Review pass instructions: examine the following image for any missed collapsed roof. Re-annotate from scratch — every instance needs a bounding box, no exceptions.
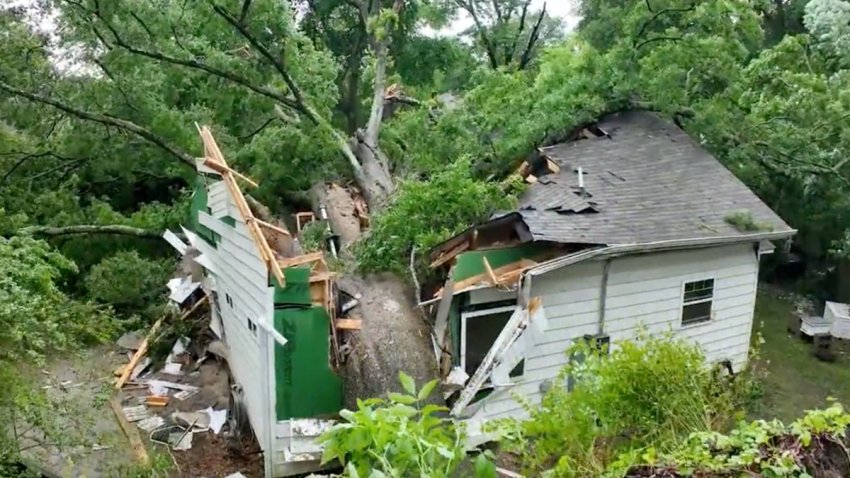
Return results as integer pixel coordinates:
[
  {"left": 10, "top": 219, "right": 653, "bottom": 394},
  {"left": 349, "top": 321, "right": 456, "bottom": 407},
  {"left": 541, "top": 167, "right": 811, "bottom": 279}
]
[{"left": 518, "top": 110, "right": 793, "bottom": 245}]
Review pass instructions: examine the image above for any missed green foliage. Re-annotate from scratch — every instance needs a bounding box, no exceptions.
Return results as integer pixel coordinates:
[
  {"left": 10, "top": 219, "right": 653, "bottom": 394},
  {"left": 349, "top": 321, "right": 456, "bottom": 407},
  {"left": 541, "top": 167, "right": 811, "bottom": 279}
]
[
  {"left": 357, "top": 159, "right": 516, "bottom": 273},
  {"left": 606, "top": 402, "right": 850, "bottom": 477},
  {"left": 319, "top": 372, "right": 488, "bottom": 478},
  {"left": 84, "top": 250, "right": 172, "bottom": 322},
  {"left": 724, "top": 210, "right": 774, "bottom": 232},
  {"left": 499, "top": 333, "right": 761, "bottom": 477},
  {"left": 300, "top": 220, "right": 330, "bottom": 253},
  {"left": 0, "top": 237, "right": 116, "bottom": 463}
]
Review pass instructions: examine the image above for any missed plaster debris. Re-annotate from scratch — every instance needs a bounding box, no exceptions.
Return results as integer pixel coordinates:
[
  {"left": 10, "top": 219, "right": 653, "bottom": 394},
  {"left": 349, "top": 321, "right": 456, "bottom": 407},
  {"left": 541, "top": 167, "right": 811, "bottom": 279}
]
[
  {"left": 147, "top": 379, "right": 199, "bottom": 393},
  {"left": 172, "top": 411, "right": 211, "bottom": 431},
  {"left": 129, "top": 357, "right": 151, "bottom": 381},
  {"left": 162, "top": 362, "right": 183, "bottom": 375},
  {"left": 168, "top": 276, "right": 201, "bottom": 305}
]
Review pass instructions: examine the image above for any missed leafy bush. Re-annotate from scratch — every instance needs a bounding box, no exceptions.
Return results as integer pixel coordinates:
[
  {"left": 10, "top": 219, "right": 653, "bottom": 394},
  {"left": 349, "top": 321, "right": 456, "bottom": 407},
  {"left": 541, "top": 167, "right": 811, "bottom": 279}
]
[
  {"left": 357, "top": 159, "right": 516, "bottom": 273},
  {"left": 319, "top": 372, "right": 495, "bottom": 478},
  {"left": 606, "top": 402, "right": 850, "bottom": 477},
  {"left": 84, "top": 250, "right": 173, "bottom": 322},
  {"left": 500, "top": 333, "right": 760, "bottom": 477},
  {"left": 0, "top": 237, "right": 116, "bottom": 463}
]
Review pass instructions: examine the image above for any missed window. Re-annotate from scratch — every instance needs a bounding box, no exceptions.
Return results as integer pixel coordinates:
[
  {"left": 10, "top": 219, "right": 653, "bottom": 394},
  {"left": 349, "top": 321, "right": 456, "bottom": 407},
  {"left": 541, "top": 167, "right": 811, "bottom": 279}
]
[
  {"left": 461, "top": 306, "right": 523, "bottom": 380},
  {"left": 225, "top": 293, "right": 233, "bottom": 307},
  {"left": 246, "top": 317, "right": 258, "bottom": 336},
  {"left": 681, "top": 278, "right": 714, "bottom": 326}
]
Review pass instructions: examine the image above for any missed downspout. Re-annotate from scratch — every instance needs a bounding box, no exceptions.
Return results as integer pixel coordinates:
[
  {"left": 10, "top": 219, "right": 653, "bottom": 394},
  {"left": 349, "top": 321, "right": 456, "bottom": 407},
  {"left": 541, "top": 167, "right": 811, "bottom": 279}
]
[{"left": 598, "top": 259, "right": 612, "bottom": 335}]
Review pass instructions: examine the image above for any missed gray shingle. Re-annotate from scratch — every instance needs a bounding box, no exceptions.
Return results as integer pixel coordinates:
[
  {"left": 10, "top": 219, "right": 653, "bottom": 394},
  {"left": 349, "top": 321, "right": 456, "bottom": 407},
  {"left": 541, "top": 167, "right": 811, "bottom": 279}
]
[{"left": 519, "top": 111, "right": 793, "bottom": 245}]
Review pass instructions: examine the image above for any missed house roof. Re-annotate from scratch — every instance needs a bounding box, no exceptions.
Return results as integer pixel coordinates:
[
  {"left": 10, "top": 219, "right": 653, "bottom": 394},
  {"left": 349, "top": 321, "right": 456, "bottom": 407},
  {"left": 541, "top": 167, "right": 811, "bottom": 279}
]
[{"left": 517, "top": 110, "right": 794, "bottom": 246}]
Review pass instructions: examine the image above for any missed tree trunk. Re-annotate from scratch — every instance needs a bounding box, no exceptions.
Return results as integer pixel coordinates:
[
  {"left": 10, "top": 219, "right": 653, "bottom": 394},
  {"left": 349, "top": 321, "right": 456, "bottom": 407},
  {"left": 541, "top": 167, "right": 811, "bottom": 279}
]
[{"left": 309, "top": 183, "right": 363, "bottom": 250}]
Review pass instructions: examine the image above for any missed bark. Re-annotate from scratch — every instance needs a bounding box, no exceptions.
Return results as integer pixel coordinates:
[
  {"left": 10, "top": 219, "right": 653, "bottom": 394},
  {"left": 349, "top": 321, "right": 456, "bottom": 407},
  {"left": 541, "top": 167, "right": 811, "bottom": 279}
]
[
  {"left": 309, "top": 183, "right": 363, "bottom": 250},
  {"left": 20, "top": 224, "right": 164, "bottom": 239},
  {"left": 245, "top": 195, "right": 301, "bottom": 257}
]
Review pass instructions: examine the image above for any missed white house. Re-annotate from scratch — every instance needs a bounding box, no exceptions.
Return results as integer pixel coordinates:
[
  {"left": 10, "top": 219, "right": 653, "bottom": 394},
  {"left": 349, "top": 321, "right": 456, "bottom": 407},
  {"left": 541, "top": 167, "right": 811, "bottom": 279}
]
[
  {"left": 168, "top": 128, "right": 345, "bottom": 477},
  {"left": 424, "top": 111, "right": 795, "bottom": 439}
]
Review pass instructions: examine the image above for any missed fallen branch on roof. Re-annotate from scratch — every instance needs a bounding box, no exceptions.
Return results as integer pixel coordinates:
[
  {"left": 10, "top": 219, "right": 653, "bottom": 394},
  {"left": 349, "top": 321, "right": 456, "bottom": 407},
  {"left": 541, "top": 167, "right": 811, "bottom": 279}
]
[{"left": 19, "top": 225, "right": 164, "bottom": 239}]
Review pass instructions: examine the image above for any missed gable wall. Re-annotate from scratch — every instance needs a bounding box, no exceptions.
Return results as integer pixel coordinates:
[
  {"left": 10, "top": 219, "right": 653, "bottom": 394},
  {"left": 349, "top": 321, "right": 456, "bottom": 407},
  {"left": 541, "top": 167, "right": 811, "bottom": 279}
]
[
  {"left": 469, "top": 243, "right": 759, "bottom": 425},
  {"left": 192, "top": 178, "right": 275, "bottom": 465}
]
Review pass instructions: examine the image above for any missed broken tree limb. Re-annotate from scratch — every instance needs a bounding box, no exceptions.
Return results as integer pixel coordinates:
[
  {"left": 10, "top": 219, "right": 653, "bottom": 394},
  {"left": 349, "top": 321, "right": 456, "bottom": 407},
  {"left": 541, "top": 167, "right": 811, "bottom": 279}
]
[
  {"left": 115, "top": 296, "right": 208, "bottom": 389},
  {"left": 110, "top": 397, "right": 150, "bottom": 465},
  {"left": 201, "top": 158, "right": 259, "bottom": 187},
  {"left": 19, "top": 225, "right": 163, "bottom": 239}
]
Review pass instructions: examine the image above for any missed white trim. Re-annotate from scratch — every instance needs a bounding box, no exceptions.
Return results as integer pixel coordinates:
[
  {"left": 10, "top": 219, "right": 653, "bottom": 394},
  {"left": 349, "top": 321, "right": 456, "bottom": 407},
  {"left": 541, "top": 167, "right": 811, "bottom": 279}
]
[
  {"left": 680, "top": 277, "right": 715, "bottom": 327},
  {"left": 460, "top": 305, "right": 518, "bottom": 376}
]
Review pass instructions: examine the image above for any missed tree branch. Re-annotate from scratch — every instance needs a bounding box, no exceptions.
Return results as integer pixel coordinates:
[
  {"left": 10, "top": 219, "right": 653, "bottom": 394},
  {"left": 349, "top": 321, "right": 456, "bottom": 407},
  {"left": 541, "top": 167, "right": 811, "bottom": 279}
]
[
  {"left": 505, "top": 0, "right": 531, "bottom": 65},
  {"left": 634, "top": 35, "right": 684, "bottom": 50},
  {"left": 518, "top": 2, "right": 546, "bottom": 70},
  {"left": 20, "top": 224, "right": 164, "bottom": 239},
  {"left": 0, "top": 81, "right": 195, "bottom": 168},
  {"left": 633, "top": 2, "right": 695, "bottom": 47},
  {"left": 238, "top": 116, "right": 277, "bottom": 141},
  {"left": 364, "top": 0, "right": 405, "bottom": 144},
  {"left": 238, "top": 0, "right": 253, "bottom": 24},
  {"left": 209, "top": 1, "right": 316, "bottom": 122},
  {"left": 456, "top": 0, "right": 500, "bottom": 69}
]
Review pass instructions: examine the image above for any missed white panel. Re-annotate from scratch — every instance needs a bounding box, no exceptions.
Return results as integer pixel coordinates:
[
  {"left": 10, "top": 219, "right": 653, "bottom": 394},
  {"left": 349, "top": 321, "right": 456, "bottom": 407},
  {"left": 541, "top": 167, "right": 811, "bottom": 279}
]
[
  {"left": 466, "top": 243, "right": 760, "bottom": 437},
  {"left": 207, "top": 181, "right": 230, "bottom": 217}
]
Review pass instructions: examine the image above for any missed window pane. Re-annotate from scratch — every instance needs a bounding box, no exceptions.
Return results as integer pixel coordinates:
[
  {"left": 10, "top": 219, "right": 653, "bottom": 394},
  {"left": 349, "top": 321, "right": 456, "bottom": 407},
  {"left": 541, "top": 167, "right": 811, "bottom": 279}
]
[
  {"left": 684, "top": 279, "right": 714, "bottom": 302},
  {"left": 465, "top": 310, "right": 514, "bottom": 377},
  {"left": 682, "top": 301, "right": 712, "bottom": 325}
]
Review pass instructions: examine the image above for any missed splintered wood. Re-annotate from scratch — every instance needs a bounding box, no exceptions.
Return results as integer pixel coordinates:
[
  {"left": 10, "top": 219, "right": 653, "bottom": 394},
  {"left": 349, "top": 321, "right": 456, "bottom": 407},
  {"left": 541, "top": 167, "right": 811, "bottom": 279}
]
[{"left": 198, "top": 126, "right": 285, "bottom": 287}]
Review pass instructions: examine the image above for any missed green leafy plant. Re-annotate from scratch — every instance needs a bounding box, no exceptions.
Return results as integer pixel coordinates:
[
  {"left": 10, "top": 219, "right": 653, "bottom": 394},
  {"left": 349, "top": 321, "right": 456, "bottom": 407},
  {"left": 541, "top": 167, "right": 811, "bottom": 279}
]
[
  {"left": 84, "top": 250, "right": 172, "bottom": 323},
  {"left": 499, "top": 333, "right": 761, "bottom": 477},
  {"left": 300, "top": 219, "right": 330, "bottom": 253},
  {"left": 319, "top": 371, "right": 494, "bottom": 478}
]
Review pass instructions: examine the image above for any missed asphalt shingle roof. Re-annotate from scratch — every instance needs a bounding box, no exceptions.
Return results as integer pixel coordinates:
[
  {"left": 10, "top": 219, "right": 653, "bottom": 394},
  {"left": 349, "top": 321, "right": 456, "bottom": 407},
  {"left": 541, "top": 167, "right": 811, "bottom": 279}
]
[{"left": 518, "top": 110, "right": 793, "bottom": 245}]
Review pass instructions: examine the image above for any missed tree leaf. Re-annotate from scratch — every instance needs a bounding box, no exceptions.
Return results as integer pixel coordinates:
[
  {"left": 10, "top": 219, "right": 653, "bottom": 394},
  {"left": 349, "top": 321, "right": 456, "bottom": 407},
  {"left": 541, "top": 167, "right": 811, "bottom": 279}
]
[
  {"left": 417, "top": 379, "right": 438, "bottom": 401},
  {"left": 399, "top": 371, "right": 416, "bottom": 395}
]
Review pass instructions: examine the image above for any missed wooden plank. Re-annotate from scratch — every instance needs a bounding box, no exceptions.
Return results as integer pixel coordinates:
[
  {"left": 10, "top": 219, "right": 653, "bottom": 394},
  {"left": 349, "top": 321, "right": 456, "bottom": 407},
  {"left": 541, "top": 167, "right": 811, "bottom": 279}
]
[
  {"left": 335, "top": 318, "right": 362, "bottom": 330},
  {"left": 544, "top": 156, "right": 561, "bottom": 174},
  {"left": 279, "top": 251, "right": 325, "bottom": 268},
  {"left": 254, "top": 218, "right": 291, "bottom": 236},
  {"left": 483, "top": 257, "right": 498, "bottom": 285},
  {"left": 110, "top": 396, "right": 149, "bottom": 465},
  {"left": 525, "top": 174, "right": 538, "bottom": 184},
  {"left": 430, "top": 241, "right": 469, "bottom": 268},
  {"left": 202, "top": 158, "right": 259, "bottom": 188}
]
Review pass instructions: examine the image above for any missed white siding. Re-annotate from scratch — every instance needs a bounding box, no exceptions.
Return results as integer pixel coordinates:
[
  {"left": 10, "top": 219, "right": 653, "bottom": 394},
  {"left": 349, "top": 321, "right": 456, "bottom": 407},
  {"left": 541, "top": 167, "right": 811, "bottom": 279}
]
[
  {"left": 469, "top": 243, "right": 759, "bottom": 425},
  {"left": 193, "top": 180, "right": 276, "bottom": 476}
]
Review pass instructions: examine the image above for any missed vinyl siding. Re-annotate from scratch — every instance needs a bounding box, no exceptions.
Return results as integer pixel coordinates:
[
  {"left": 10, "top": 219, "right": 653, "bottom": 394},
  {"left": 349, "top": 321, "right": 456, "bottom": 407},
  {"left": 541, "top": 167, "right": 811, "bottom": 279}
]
[
  {"left": 469, "top": 243, "right": 759, "bottom": 425},
  {"left": 194, "top": 182, "right": 276, "bottom": 476}
]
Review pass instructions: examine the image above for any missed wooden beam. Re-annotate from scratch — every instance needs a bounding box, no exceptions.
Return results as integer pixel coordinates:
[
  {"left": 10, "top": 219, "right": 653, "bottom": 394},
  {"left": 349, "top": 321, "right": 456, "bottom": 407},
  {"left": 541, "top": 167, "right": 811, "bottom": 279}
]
[
  {"left": 202, "top": 158, "right": 259, "bottom": 187},
  {"left": 335, "top": 318, "right": 362, "bottom": 330},
  {"left": 110, "top": 397, "right": 149, "bottom": 465},
  {"left": 483, "top": 257, "right": 498, "bottom": 285},
  {"left": 254, "top": 218, "right": 292, "bottom": 236},
  {"left": 279, "top": 251, "right": 325, "bottom": 268},
  {"left": 115, "top": 296, "right": 207, "bottom": 389},
  {"left": 430, "top": 241, "right": 469, "bottom": 268}
]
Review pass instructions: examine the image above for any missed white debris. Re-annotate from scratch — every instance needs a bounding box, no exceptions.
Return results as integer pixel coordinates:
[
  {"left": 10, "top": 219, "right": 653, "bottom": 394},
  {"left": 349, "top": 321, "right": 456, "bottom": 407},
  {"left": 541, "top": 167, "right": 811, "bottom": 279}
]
[
  {"left": 137, "top": 416, "right": 165, "bottom": 432},
  {"left": 171, "top": 411, "right": 211, "bottom": 432},
  {"left": 147, "top": 380, "right": 199, "bottom": 393},
  {"left": 162, "top": 362, "right": 183, "bottom": 375},
  {"left": 130, "top": 357, "right": 152, "bottom": 381},
  {"left": 201, "top": 407, "right": 228, "bottom": 434},
  {"left": 122, "top": 406, "right": 149, "bottom": 422},
  {"left": 168, "top": 276, "right": 201, "bottom": 305},
  {"left": 174, "top": 389, "right": 199, "bottom": 401}
]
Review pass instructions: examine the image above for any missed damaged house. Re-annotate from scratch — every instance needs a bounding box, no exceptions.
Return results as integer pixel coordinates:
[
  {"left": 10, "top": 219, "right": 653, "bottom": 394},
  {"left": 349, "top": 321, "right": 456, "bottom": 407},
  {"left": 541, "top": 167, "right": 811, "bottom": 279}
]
[
  {"left": 167, "top": 111, "right": 795, "bottom": 477},
  {"left": 423, "top": 110, "right": 795, "bottom": 441}
]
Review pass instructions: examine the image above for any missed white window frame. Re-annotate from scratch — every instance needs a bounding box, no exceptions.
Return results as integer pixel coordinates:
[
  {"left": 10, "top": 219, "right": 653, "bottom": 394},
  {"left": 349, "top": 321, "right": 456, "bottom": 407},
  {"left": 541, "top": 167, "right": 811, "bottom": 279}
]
[
  {"left": 460, "top": 305, "right": 517, "bottom": 377},
  {"left": 680, "top": 277, "right": 715, "bottom": 327}
]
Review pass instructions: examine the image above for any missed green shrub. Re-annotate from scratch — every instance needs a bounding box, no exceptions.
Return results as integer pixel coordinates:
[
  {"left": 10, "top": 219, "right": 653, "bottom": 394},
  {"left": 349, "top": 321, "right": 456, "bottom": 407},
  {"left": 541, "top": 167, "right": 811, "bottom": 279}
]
[
  {"left": 605, "top": 402, "right": 850, "bottom": 477},
  {"left": 84, "top": 250, "right": 173, "bottom": 322},
  {"left": 499, "top": 333, "right": 760, "bottom": 477},
  {"left": 319, "top": 372, "right": 496, "bottom": 478}
]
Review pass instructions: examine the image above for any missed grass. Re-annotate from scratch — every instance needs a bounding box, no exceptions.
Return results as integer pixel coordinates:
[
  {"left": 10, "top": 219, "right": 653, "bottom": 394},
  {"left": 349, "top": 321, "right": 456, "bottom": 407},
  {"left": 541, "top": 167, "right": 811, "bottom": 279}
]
[{"left": 752, "top": 287, "right": 850, "bottom": 422}]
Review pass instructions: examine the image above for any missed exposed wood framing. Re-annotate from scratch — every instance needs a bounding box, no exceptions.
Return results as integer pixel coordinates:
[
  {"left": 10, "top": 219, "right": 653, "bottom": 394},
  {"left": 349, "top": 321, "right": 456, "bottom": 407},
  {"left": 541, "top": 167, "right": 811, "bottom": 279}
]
[
  {"left": 335, "top": 318, "right": 362, "bottom": 330},
  {"left": 201, "top": 158, "right": 259, "bottom": 188},
  {"left": 253, "top": 218, "right": 291, "bottom": 236},
  {"left": 279, "top": 251, "right": 325, "bottom": 268},
  {"left": 434, "top": 259, "right": 539, "bottom": 299},
  {"left": 295, "top": 212, "right": 315, "bottom": 233},
  {"left": 483, "top": 257, "right": 498, "bottom": 285},
  {"left": 430, "top": 241, "right": 470, "bottom": 268},
  {"left": 198, "top": 126, "right": 285, "bottom": 286}
]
